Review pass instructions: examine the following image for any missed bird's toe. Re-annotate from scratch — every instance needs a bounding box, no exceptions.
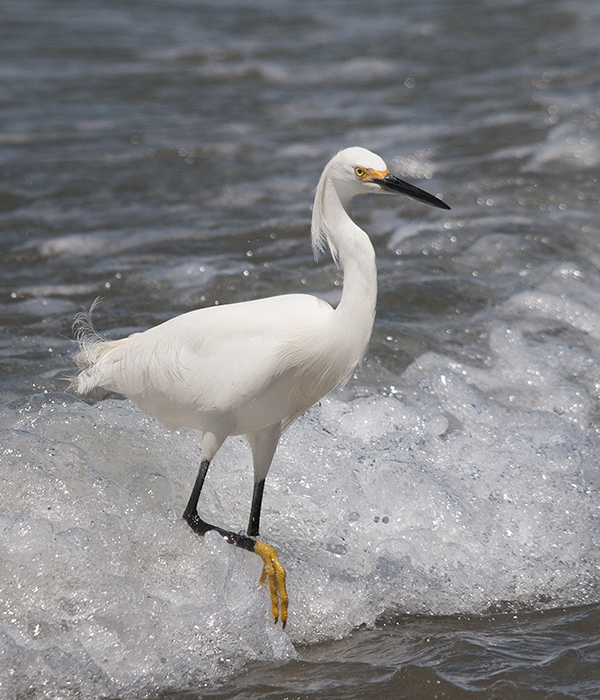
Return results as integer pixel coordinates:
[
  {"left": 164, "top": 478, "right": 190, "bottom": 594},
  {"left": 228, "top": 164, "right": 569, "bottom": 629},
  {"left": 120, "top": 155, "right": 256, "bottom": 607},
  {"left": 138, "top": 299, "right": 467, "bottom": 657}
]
[{"left": 254, "top": 540, "right": 288, "bottom": 627}]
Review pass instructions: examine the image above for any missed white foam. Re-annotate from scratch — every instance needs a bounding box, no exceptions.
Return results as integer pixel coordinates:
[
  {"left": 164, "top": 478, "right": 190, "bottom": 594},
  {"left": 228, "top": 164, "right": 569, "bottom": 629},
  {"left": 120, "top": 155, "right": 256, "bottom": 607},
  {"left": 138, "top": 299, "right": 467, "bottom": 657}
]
[
  {"left": 0, "top": 395, "right": 295, "bottom": 697},
  {"left": 525, "top": 120, "right": 600, "bottom": 171},
  {"left": 20, "top": 228, "right": 206, "bottom": 260},
  {"left": 0, "top": 297, "right": 78, "bottom": 318},
  {"left": 3, "top": 273, "right": 600, "bottom": 694}
]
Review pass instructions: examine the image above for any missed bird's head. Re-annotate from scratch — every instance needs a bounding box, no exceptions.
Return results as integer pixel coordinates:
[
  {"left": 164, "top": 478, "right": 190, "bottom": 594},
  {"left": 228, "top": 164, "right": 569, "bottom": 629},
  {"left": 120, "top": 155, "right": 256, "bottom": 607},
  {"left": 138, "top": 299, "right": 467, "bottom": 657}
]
[
  {"left": 330, "top": 146, "right": 450, "bottom": 210},
  {"left": 312, "top": 146, "right": 450, "bottom": 262}
]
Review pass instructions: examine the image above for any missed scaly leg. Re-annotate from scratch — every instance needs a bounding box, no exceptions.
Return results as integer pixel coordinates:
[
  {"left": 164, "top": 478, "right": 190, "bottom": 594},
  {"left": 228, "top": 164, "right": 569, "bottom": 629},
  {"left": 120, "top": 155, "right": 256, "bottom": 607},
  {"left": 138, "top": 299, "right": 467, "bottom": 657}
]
[
  {"left": 183, "top": 455, "right": 288, "bottom": 627},
  {"left": 245, "top": 423, "right": 288, "bottom": 625},
  {"left": 248, "top": 477, "right": 265, "bottom": 537}
]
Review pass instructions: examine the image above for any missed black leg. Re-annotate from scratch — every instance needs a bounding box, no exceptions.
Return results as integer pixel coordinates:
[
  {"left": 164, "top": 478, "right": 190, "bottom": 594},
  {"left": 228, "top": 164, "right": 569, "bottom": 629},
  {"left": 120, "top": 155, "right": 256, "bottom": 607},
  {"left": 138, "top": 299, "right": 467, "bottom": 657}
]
[
  {"left": 182, "top": 458, "right": 257, "bottom": 553},
  {"left": 183, "top": 458, "right": 210, "bottom": 521},
  {"left": 247, "top": 478, "right": 265, "bottom": 537},
  {"left": 182, "top": 458, "right": 288, "bottom": 626}
]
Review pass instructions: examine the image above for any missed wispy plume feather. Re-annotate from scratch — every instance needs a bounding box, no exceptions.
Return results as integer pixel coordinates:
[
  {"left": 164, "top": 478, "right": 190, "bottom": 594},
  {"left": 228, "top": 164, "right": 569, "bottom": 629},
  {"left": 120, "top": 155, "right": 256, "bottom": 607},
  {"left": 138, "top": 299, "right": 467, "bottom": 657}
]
[
  {"left": 310, "top": 153, "right": 340, "bottom": 264},
  {"left": 72, "top": 297, "right": 108, "bottom": 369}
]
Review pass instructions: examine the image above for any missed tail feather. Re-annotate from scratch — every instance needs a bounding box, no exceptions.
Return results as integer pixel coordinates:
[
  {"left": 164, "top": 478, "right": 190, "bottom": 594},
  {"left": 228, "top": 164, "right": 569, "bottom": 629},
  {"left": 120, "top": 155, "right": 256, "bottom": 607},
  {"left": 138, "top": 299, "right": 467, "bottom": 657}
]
[
  {"left": 72, "top": 298, "right": 126, "bottom": 394},
  {"left": 72, "top": 298, "right": 108, "bottom": 369}
]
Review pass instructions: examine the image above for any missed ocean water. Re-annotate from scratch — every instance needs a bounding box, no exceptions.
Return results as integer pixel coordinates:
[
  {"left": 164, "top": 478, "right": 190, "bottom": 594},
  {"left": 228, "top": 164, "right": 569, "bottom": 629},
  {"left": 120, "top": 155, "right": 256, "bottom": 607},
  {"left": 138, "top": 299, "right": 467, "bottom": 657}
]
[{"left": 1, "top": 0, "right": 600, "bottom": 697}]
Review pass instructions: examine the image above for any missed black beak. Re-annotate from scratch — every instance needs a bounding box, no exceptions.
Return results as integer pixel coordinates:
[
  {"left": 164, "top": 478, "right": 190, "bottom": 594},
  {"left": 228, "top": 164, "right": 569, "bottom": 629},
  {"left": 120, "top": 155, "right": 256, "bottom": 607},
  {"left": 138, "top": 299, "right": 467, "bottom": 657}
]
[{"left": 373, "top": 173, "right": 451, "bottom": 210}]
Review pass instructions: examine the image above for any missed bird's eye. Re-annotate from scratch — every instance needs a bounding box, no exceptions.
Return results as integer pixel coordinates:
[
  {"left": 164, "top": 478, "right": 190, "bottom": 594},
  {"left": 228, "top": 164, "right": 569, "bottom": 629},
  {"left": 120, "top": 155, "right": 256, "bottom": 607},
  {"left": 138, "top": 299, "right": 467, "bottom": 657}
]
[{"left": 354, "top": 166, "right": 366, "bottom": 179}]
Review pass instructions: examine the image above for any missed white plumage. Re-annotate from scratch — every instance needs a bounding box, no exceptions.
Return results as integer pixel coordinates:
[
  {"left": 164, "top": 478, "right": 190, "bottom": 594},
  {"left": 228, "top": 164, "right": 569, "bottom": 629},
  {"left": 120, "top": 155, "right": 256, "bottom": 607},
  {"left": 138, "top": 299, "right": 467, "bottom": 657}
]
[{"left": 73, "top": 146, "right": 449, "bottom": 626}]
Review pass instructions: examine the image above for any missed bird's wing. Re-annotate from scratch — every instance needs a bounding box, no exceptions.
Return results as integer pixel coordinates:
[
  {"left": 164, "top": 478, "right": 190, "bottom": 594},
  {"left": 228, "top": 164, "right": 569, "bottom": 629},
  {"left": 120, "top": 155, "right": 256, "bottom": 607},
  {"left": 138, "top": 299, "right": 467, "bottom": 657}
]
[{"left": 87, "top": 294, "right": 333, "bottom": 412}]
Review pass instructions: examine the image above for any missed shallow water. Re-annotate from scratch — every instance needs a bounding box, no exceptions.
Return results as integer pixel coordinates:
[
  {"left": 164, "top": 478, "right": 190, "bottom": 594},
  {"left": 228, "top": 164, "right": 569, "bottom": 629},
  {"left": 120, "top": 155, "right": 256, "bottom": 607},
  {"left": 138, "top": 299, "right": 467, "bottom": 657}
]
[
  {"left": 191, "top": 605, "right": 600, "bottom": 699},
  {"left": 2, "top": 0, "right": 600, "bottom": 698}
]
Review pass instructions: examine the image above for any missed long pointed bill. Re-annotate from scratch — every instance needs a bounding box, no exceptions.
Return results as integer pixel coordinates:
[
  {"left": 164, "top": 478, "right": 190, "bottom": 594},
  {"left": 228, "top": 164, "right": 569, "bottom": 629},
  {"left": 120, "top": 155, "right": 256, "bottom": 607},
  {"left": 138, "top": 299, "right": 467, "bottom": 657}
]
[{"left": 373, "top": 173, "right": 451, "bottom": 210}]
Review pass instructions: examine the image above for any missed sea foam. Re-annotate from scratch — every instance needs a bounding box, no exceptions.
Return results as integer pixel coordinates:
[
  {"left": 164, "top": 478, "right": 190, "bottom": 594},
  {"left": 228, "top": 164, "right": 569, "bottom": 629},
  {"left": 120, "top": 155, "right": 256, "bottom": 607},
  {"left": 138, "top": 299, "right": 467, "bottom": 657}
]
[{"left": 1, "top": 282, "right": 600, "bottom": 697}]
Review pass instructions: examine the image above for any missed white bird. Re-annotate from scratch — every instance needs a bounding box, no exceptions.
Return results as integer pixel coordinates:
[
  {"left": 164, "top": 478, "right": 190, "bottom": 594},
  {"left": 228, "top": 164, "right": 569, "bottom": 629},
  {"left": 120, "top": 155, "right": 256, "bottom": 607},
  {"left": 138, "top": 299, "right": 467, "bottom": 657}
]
[{"left": 73, "top": 147, "right": 450, "bottom": 626}]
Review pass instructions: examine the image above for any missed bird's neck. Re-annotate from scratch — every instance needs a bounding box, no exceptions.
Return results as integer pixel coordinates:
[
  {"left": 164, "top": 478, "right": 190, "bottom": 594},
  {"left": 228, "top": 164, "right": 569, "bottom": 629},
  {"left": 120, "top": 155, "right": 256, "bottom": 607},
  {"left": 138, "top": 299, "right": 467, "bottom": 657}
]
[{"left": 324, "top": 187, "right": 377, "bottom": 348}]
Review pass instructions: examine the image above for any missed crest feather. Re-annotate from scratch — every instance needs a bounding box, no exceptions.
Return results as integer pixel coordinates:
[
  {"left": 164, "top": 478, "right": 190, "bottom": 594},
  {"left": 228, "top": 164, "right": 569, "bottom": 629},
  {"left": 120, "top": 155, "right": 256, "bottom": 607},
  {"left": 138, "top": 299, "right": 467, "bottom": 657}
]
[{"left": 310, "top": 153, "right": 340, "bottom": 264}]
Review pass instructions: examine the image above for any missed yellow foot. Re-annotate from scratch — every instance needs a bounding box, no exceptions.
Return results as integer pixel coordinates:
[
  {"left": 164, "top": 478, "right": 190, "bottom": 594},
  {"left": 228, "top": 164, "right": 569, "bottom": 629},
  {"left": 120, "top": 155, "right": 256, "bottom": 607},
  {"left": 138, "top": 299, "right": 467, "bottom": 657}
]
[{"left": 253, "top": 540, "right": 288, "bottom": 628}]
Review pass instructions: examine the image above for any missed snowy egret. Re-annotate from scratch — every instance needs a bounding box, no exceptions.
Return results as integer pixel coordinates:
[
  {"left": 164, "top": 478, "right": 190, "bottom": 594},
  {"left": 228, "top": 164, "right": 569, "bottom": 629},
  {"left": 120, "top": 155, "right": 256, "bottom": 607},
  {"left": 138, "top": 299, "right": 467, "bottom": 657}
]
[{"left": 73, "top": 147, "right": 450, "bottom": 626}]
